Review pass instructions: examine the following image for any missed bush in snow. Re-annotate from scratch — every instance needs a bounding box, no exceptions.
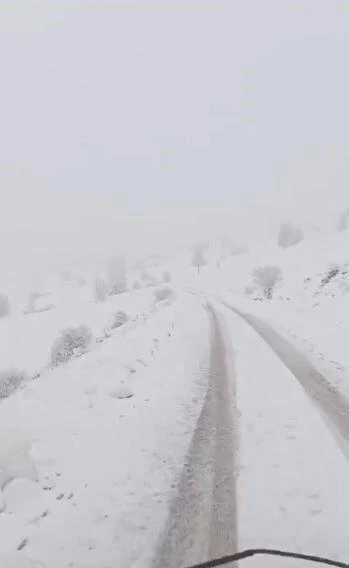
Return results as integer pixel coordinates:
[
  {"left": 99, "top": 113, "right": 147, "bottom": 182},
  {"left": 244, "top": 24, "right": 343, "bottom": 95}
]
[
  {"left": 321, "top": 264, "right": 341, "bottom": 287},
  {"left": 253, "top": 265, "right": 283, "bottom": 299},
  {"left": 0, "top": 369, "right": 26, "bottom": 399},
  {"left": 133, "top": 281, "right": 141, "bottom": 289},
  {"left": 51, "top": 325, "right": 93, "bottom": 366},
  {"left": 154, "top": 285, "right": 174, "bottom": 302},
  {"left": 163, "top": 270, "right": 171, "bottom": 283},
  {"left": 0, "top": 295, "right": 10, "bottom": 318},
  {"left": 277, "top": 222, "right": 304, "bottom": 249},
  {"left": 110, "top": 310, "right": 129, "bottom": 329},
  {"left": 94, "top": 278, "right": 108, "bottom": 303},
  {"left": 107, "top": 255, "right": 127, "bottom": 295}
]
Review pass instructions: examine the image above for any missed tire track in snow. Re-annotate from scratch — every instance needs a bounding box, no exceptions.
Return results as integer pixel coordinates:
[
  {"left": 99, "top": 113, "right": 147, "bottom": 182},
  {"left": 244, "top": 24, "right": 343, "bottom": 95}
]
[
  {"left": 153, "top": 303, "right": 237, "bottom": 568},
  {"left": 223, "top": 302, "right": 349, "bottom": 460}
]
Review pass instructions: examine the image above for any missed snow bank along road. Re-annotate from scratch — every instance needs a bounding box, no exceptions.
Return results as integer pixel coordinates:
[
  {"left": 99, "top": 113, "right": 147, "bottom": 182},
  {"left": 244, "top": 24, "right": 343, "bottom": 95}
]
[{"left": 155, "top": 295, "right": 349, "bottom": 567}]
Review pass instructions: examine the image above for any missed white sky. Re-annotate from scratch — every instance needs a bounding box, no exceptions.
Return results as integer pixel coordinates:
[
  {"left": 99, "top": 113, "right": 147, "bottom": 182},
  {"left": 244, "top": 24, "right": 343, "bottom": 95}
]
[{"left": 1, "top": 0, "right": 349, "bottom": 265}]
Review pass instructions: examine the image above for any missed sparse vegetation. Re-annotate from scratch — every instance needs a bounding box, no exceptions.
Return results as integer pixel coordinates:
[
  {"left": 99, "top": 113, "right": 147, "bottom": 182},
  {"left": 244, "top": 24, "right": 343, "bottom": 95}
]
[
  {"left": 110, "top": 310, "right": 129, "bottom": 329},
  {"left": 51, "top": 325, "right": 93, "bottom": 366},
  {"left": 0, "top": 369, "right": 26, "bottom": 399},
  {"left": 253, "top": 265, "right": 283, "bottom": 299},
  {"left": 321, "top": 264, "right": 341, "bottom": 287}
]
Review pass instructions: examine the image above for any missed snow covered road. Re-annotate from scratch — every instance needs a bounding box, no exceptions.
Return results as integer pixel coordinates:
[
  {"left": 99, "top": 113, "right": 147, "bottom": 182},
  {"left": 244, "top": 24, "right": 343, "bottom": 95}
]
[
  {"left": 154, "top": 295, "right": 349, "bottom": 567},
  {"left": 154, "top": 304, "right": 237, "bottom": 568}
]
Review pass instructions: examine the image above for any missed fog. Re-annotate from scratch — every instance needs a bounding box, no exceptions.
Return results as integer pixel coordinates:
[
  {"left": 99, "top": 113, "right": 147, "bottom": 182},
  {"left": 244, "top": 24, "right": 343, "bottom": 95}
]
[{"left": 1, "top": 0, "right": 349, "bottom": 273}]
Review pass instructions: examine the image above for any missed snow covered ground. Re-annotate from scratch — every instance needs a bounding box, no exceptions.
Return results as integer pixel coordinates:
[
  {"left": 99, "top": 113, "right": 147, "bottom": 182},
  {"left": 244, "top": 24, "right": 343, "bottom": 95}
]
[{"left": 0, "top": 291, "right": 210, "bottom": 568}]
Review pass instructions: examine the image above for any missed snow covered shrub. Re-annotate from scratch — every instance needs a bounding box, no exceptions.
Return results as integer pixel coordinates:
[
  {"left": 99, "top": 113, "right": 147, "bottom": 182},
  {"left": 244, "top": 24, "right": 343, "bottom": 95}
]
[
  {"left": 0, "top": 369, "right": 26, "bottom": 399},
  {"left": 51, "top": 325, "right": 93, "bottom": 366},
  {"left": 133, "top": 281, "right": 141, "bottom": 289},
  {"left": 253, "top": 265, "right": 283, "bottom": 299},
  {"left": 163, "top": 270, "right": 171, "bottom": 283},
  {"left": 0, "top": 295, "right": 10, "bottom": 318},
  {"left": 321, "top": 264, "right": 340, "bottom": 287},
  {"left": 277, "top": 222, "right": 304, "bottom": 248},
  {"left": 94, "top": 278, "right": 108, "bottom": 303},
  {"left": 154, "top": 285, "right": 174, "bottom": 302},
  {"left": 110, "top": 310, "right": 129, "bottom": 329}
]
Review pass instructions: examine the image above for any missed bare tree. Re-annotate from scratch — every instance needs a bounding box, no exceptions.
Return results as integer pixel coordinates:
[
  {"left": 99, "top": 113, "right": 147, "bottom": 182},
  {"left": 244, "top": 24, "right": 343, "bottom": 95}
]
[
  {"left": 192, "top": 246, "right": 206, "bottom": 275},
  {"left": 253, "top": 265, "right": 283, "bottom": 299}
]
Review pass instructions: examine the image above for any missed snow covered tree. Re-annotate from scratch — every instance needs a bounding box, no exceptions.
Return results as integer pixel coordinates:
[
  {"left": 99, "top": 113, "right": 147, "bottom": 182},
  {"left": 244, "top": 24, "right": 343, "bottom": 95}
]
[
  {"left": 107, "top": 255, "right": 127, "bottom": 295},
  {"left": 253, "top": 265, "right": 282, "bottom": 299},
  {"left": 278, "top": 222, "right": 304, "bottom": 248},
  {"left": 192, "top": 245, "right": 206, "bottom": 275}
]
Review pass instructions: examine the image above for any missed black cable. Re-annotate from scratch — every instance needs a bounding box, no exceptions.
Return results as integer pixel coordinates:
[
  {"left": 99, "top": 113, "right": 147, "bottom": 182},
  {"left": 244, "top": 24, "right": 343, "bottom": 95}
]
[{"left": 187, "top": 548, "right": 349, "bottom": 568}]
